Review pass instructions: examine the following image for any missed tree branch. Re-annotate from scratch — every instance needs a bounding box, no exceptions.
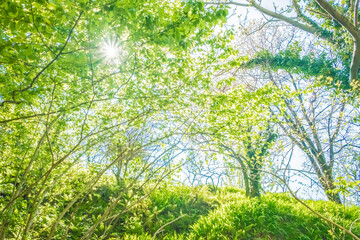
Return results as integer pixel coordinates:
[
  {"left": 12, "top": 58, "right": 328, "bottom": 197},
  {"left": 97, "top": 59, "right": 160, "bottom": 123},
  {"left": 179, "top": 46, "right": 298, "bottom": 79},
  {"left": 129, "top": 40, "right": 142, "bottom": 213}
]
[
  {"left": 2, "top": 11, "right": 83, "bottom": 106},
  {"left": 314, "top": 0, "right": 360, "bottom": 81}
]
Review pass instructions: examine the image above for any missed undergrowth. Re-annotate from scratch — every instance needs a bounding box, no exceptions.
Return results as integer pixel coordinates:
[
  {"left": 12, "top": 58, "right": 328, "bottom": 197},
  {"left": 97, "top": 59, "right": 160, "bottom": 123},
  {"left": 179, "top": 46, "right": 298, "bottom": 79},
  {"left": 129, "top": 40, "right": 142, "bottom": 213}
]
[{"left": 120, "top": 185, "right": 360, "bottom": 240}]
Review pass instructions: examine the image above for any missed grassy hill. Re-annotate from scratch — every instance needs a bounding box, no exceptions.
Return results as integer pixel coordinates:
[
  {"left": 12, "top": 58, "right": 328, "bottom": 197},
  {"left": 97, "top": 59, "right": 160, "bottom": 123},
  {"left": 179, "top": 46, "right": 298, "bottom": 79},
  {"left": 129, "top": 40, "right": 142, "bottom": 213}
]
[{"left": 107, "top": 185, "right": 360, "bottom": 240}]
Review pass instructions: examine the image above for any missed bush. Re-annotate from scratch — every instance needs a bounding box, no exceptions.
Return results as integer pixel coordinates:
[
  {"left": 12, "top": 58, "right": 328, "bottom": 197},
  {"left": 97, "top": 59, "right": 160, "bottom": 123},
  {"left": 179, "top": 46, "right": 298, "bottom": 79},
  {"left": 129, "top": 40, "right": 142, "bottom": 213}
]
[
  {"left": 188, "top": 192, "right": 360, "bottom": 240},
  {"left": 128, "top": 184, "right": 218, "bottom": 237}
]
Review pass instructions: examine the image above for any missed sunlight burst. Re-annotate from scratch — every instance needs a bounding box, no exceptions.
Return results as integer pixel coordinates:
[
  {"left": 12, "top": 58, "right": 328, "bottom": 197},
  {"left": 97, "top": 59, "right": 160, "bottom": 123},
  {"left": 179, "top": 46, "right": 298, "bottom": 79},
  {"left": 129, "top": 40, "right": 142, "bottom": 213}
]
[{"left": 100, "top": 38, "right": 121, "bottom": 64}]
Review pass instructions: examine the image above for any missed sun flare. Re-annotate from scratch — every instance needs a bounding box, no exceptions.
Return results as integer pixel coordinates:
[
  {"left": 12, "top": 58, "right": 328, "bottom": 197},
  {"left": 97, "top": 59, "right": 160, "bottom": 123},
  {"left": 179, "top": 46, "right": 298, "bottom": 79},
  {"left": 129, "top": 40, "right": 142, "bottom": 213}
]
[{"left": 100, "top": 38, "right": 121, "bottom": 64}]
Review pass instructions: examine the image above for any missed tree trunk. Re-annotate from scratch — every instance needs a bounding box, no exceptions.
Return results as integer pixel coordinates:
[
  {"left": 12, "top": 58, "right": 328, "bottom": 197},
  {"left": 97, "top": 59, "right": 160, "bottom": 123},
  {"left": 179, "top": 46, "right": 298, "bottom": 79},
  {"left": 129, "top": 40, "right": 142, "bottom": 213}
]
[
  {"left": 249, "top": 168, "right": 261, "bottom": 198},
  {"left": 235, "top": 157, "right": 250, "bottom": 197},
  {"left": 319, "top": 168, "right": 342, "bottom": 204}
]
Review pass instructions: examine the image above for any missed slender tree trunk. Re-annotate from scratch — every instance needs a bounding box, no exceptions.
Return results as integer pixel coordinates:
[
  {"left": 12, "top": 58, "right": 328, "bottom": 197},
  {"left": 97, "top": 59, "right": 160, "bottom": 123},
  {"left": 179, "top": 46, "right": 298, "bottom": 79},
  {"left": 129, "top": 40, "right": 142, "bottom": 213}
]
[
  {"left": 319, "top": 168, "right": 342, "bottom": 204},
  {"left": 0, "top": 216, "right": 10, "bottom": 240},
  {"left": 235, "top": 157, "right": 250, "bottom": 196},
  {"left": 324, "top": 184, "right": 342, "bottom": 204},
  {"left": 308, "top": 154, "right": 342, "bottom": 204},
  {"left": 249, "top": 167, "right": 261, "bottom": 198}
]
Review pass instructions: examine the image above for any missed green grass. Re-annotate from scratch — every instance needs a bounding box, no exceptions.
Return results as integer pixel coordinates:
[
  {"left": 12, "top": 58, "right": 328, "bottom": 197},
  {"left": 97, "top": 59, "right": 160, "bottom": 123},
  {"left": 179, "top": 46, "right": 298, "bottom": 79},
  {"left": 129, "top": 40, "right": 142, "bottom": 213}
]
[{"left": 121, "top": 185, "right": 360, "bottom": 240}]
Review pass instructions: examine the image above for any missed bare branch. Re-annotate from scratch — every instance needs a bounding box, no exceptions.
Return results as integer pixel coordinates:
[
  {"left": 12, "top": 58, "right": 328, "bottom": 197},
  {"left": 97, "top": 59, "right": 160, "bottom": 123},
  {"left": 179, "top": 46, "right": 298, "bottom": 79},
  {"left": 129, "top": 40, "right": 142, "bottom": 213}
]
[
  {"left": 151, "top": 215, "right": 187, "bottom": 240},
  {"left": 355, "top": 0, "right": 359, "bottom": 27}
]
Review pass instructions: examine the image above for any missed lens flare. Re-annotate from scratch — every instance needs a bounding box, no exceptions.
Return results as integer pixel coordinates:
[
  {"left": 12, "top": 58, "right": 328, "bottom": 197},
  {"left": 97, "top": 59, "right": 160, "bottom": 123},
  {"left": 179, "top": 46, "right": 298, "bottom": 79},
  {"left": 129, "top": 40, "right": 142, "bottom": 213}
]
[{"left": 100, "top": 38, "right": 120, "bottom": 64}]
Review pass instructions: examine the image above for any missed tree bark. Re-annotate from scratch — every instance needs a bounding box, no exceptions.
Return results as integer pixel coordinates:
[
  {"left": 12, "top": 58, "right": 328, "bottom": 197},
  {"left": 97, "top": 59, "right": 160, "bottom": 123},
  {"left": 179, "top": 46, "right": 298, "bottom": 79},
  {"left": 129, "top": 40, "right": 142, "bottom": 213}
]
[{"left": 249, "top": 168, "right": 261, "bottom": 198}]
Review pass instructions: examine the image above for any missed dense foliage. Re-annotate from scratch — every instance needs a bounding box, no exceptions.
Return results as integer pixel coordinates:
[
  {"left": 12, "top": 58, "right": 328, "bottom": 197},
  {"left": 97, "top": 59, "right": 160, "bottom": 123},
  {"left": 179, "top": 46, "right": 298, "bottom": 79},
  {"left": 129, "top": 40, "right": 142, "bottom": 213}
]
[
  {"left": 104, "top": 185, "right": 360, "bottom": 240},
  {"left": 1, "top": 0, "right": 360, "bottom": 239}
]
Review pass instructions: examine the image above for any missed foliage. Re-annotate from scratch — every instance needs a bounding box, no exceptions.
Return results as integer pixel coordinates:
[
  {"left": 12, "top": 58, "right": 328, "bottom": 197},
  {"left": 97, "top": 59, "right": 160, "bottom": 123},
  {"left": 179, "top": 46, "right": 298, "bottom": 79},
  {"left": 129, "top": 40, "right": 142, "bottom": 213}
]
[
  {"left": 211, "top": 20, "right": 360, "bottom": 204},
  {"left": 244, "top": 46, "right": 350, "bottom": 90},
  {"left": 0, "top": 0, "right": 228, "bottom": 239},
  {"left": 125, "top": 184, "right": 217, "bottom": 237},
  {"left": 189, "top": 191, "right": 360, "bottom": 240},
  {"left": 118, "top": 185, "right": 360, "bottom": 240},
  {"left": 232, "top": 0, "right": 360, "bottom": 89},
  {"left": 2, "top": 0, "right": 360, "bottom": 239},
  {"left": 191, "top": 82, "right": 279, "bottom": 198}
]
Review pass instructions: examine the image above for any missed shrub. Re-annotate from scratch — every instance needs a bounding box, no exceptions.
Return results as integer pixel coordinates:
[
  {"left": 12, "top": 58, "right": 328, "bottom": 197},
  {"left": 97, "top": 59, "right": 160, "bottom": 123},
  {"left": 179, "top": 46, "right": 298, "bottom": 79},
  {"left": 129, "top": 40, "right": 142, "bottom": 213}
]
[{"left": 188, "top": 192, "right": 360, "bottom": 240}]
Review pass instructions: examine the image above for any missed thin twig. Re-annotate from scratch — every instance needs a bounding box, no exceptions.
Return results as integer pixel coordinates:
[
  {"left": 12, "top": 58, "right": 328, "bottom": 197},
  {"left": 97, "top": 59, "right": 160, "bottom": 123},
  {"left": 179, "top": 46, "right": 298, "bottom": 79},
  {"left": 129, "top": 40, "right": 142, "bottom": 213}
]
[{"left": 151, "top": 215, "right": 187, "bottom": 240}]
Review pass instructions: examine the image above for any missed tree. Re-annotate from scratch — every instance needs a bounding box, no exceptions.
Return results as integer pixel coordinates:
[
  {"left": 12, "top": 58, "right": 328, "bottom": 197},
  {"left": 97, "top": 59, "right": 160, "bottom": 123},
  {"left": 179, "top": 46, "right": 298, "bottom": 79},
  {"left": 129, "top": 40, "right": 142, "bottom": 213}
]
[
  {"left": 225, "top": 21, "right": 360, "bottom": 203},
  {"left": 0, "top": 0, "right": 227, "bottom": 238},
  {"left": 189, "top": 82, "right": 278, "bottom": 198},
  {"left": 221, "top": 125, "right": 276, "bottom": 198},
  {"left": 206, "top": 0, "right": 360, "bottom": 91}
]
